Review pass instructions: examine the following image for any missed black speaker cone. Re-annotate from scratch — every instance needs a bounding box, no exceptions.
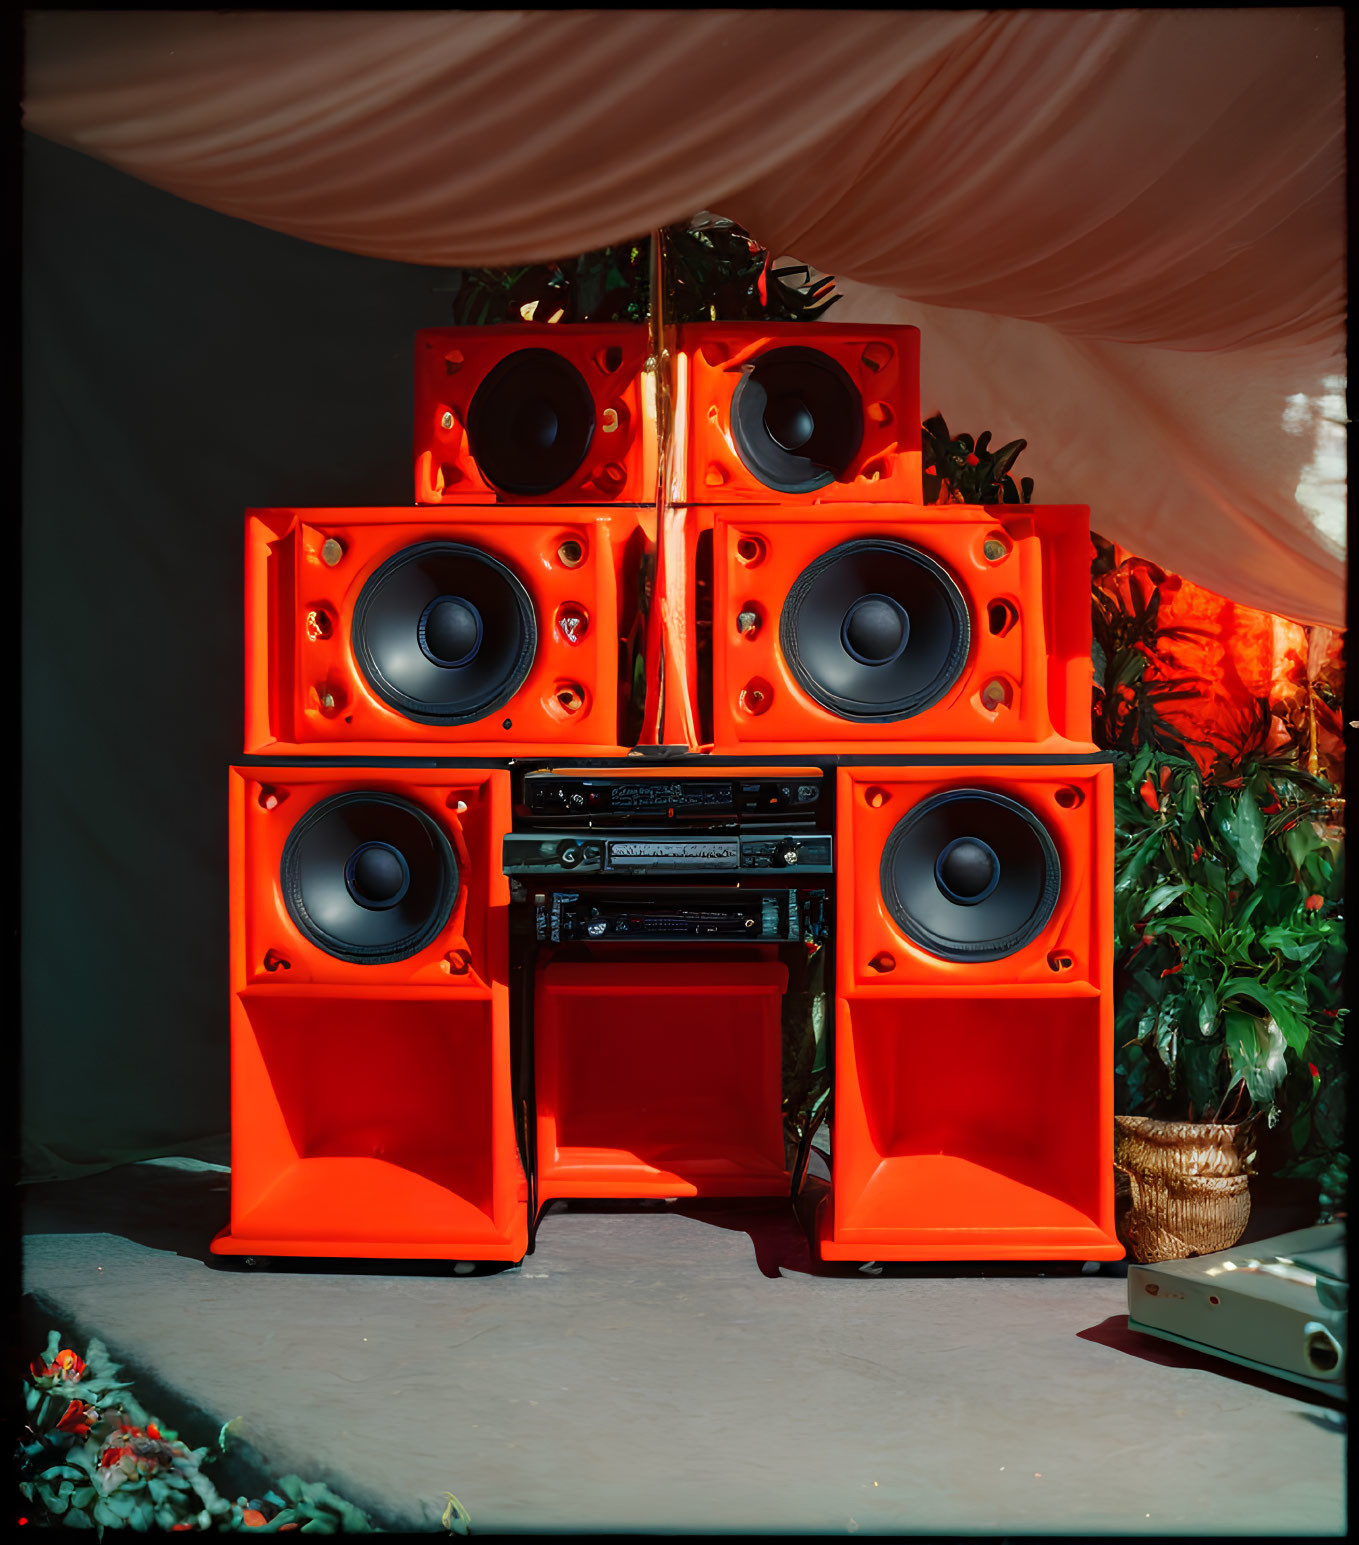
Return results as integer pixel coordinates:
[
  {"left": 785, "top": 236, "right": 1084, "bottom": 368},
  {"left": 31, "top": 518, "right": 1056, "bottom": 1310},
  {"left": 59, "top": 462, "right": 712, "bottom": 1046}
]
[
  {"left": 466, "top": 348, "right": 595, "bottom": 495},
  {"left": 282, "top": 791, "right": 459, "bottom": 963},
  {"left": 353, "top": 542, "right": 536, "bottom": 726},
  {"left": 780, "top": 539, "right": 970, "bottom": 721},
  {"left": 880, "top": 789, "right": 1060, "bottom": 962},
  {"left": 731, "top": 346, "right": 863, "bottom": 492}
]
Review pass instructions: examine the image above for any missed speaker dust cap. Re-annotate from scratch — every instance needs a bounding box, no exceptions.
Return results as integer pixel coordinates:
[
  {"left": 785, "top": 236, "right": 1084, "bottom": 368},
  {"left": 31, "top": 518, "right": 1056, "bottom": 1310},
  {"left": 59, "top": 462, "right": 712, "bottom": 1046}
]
[
  {"left": 730, "top": 345, "right": 864, "bottom": 492},
  {"left": 780, "top": 538, "right": 970, "bottom": 721},
  {"left": 282, "top": 791, "right": 460, "bottom": 964},
  {"left": 353, "top": 541, "right": 536, "bottom": 725},
  {"left": 466, "top": 347, "right": 596, "bottom": 495},
  {"left": 880, "top": 789, "right": 1060, "bottom": 961}
]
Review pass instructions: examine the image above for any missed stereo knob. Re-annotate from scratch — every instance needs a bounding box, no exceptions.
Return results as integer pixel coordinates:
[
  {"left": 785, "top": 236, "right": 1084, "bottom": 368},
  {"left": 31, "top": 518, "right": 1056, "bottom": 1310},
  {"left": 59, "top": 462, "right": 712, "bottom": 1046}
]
[
  {"left": 558, "top": 843, "right": 581, "bottom": 867},
  {"left": 776, "top": 843, "right": 800, "bottom": 867}
]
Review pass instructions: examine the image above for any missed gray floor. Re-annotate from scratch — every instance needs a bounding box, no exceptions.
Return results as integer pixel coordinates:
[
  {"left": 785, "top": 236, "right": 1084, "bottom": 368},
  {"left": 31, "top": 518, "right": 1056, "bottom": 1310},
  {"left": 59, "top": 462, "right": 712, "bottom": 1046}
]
[{"left": 20, "top": 1158, "right": 1347, "bottom": 1536}]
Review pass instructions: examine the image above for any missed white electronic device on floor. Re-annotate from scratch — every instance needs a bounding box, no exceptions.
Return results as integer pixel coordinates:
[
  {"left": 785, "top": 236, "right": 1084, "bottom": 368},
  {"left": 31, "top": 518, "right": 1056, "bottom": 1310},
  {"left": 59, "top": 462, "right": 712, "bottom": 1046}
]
[{"left": 1127, "top": 1223, "right": 1347, "bottom": 1398}]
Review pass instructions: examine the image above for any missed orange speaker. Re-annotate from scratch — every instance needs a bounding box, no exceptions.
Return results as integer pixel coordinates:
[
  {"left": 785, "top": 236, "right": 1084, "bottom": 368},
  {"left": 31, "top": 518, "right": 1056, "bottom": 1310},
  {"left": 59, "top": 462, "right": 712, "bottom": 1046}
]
[
  {"left": 669, "top": 503, "right": 1092, "bottom": 754},
  {"left": 244, "top": 506, "right": 651, "bottom": 756},
  {"left": 211, "top": 765, "right": 528, "bottom": 1263},
  {"left": 817, "top": 764, "right": 1120, "bottom": 1262},
  {"left": 673, "top": 323, "right": 921, "bottom": 504},
  {"left": 414, "top": 324, "right": 656, "bottom": 504}
]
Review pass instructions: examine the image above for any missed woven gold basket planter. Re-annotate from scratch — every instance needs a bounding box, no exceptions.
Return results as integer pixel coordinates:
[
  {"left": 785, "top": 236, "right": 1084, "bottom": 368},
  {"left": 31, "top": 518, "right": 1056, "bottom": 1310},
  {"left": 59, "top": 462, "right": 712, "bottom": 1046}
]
[{"left": 1114, "top": 1115, "right": 1255, "bottom": 1263}]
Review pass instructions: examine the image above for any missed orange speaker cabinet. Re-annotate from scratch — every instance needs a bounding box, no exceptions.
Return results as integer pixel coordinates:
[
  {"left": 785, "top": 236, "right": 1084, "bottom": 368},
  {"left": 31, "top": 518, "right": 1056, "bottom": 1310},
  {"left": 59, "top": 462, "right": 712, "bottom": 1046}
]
[
  {"left": 682, "top": 503, "right": 1093, "bottom": 755},
  {"left": 816, "top": 764, "right": 1120, "bottom": 1262},
  {"left": 244, "top": 506, "right": 650, "bottom": 756},
  {"left": 534, "top": 956, "right": 790, "bottom": 1202},
  {"left": 414, "top": 324, "right": 656, "bottom": 504},
  {"left": 673, "top": 323, "right": 921, "bottom": 505},
  {"left": 211, "top": 766, "right": 528, "bottom": 1263}
]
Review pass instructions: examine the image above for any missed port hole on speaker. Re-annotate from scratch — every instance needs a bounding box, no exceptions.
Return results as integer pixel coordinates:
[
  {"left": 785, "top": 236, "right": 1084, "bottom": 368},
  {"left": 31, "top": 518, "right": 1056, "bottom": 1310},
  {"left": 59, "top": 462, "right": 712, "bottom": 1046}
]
[
  {"left": 257, "top": 785, "right": 287, "bottom": 811},
  {"left": 547, "top": 682, "right": 587, "bottom": 719},
  {"left": 987, "top": 599, "right": 1019, "bottom": 637},
  {"left": 601, "top": 407, "right": 619, "bottom": 432},
  {"left": 869, "top": 952, "right": 896, "bottom": 974},
  {"left": 597, "top": 346, "right": 624, "bottom": 373},
  {"left": 983, "top": 532, "right": 1012, "bottom": 563},
  {"left": 555, "top": 603, "right": 589, "bottom": 645},
  {"left": 443, "top": 349, "right": 465, "bottom": 374},
  {"left": 739, "top": 677, "right": 773, "bottom": 717},
  {"left": 305, "top": 606, "right": 333, "bottom": 642},
  {"left": 442, "top": 949, "right": 472, "bottom": 976},
  {"left": 978, "top": 677, "right": 1013, "bottom": 713},
  {"left": 557, "top": 537, "right": 586, "bottom": 568},
  {"left": 867, "top": 401, "right": 893, "bottom": 426},
  {"left": 263, "top": 951, "right": 291, "bottom": 972},
  {"left": 1048, "top": 952, "right": 1074, "bottom": 973},
  {"left": 735, "top": 536, "right": 766, "bottom": 567},
  {"left": 700, "top": 341, "right": 731, "bottom": 367},
  {"left": 736, "top": 602, "right": 765, "bottom": 639},
  {"left": 864, "top": 786, "right": 891, "bottom": 809},
  {"left": 1055, "top": 787, "right": 1085, "bottom": 809},
  {"left": 861, "top": 342, "right": 892, "bottom": 373}
]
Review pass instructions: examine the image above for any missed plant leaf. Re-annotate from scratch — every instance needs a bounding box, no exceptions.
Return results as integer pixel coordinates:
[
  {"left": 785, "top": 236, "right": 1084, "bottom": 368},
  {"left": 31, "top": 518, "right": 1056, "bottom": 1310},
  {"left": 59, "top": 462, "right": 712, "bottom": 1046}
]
[{"left": 1223, "top": 1009, "right": 1287, "bottom": 1102}]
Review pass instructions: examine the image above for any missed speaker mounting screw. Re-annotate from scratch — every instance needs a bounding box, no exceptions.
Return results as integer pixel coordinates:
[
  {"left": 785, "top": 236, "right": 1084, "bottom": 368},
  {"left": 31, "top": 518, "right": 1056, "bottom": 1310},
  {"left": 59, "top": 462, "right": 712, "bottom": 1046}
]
[
  {"left": 321, "top": 537, "right": 345, "bottom": 567},
  {"left": 736, "top": 610, "right": 760, "bottom": 636},
  {"left": 440, "top": 411, "right": 455, "bottom": 430},
  {"left": 318, "top": 690, "right": 336, "bottom": 711},
  {"left": 983, "top": 536, "right": 1011, "bottom": 563}
]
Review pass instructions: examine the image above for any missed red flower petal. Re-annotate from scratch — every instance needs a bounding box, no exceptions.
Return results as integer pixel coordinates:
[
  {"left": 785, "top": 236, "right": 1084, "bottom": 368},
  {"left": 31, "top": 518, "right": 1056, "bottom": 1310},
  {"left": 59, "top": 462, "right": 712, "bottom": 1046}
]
[
  {"left": 1309, "top": 1063, "right": 1320, "bottom": 1080},
  {"left": 1305, "top": 894, "right": 1325, "bottom": 910},
  {"left": 1160, "top": 962, "right": 1183, "bottom": 976},
  {"left": 1139, "top": 778, "right": 1159, "bottom": 812}
]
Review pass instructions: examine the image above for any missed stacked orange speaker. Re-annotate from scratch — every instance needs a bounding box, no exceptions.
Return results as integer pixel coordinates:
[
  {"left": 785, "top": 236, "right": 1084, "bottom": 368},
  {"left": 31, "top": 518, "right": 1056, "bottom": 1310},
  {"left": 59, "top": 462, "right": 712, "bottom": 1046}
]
[
  {"left": 663, "top": 321, "right": 1120, "bottom": 1261},
  {"left": 214, "top": 325, "right": 657, "bottom": 1263},
  {"left": 213, "top": 309, "right": 1120, "bottom": 1268}
]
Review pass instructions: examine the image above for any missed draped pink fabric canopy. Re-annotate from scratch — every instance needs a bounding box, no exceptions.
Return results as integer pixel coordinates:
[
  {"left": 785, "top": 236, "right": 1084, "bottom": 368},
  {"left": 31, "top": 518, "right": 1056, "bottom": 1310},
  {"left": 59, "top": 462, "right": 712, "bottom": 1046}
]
[{"left": 23, "top": 8, "right": 1346, "bottom": 624}]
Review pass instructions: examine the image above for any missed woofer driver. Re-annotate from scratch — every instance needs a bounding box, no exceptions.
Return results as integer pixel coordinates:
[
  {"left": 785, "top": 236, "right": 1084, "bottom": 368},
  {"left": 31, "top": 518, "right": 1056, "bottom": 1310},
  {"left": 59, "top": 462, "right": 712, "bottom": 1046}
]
[
  {"left": 779, "top": 538, "right": 971, "bottom": 721},
  {"left": 730, "top": 345, "right": 864, "bottom": 492},
  {"left": 281, "top": 791, "right": 460, "bottom": 964},
  {"left": 352, "top": 541, "right": 536, "bottom": 726},
  {"left": 880, "top": 789, "right": 1060, "bottom": 961},
  {"left": 466, "top": 347, "right": 596, "bottom": 495}
]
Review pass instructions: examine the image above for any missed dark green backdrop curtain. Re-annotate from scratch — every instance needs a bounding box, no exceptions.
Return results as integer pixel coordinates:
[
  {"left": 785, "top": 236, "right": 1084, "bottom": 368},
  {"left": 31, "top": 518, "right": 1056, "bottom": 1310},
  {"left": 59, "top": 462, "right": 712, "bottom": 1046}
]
[{"left": 21, "top": 134, "right": 458, "bottom": 1180}]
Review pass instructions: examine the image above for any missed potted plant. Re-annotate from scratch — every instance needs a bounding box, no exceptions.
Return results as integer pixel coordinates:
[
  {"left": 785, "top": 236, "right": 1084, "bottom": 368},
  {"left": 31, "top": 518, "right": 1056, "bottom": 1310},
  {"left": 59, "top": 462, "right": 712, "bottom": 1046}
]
[{"left": 1093, "top": 541, "right": 1346, "bottom": 1260}]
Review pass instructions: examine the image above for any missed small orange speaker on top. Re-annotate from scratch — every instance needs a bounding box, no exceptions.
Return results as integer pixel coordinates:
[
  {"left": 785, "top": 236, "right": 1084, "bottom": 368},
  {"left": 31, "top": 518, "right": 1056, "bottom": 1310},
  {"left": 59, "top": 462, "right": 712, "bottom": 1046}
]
[
  {"left": 244, "top": 506, "right": 650, "bottom": 756},
  {"left": 414, "top": 325, "right": 655, "bottom": 504},
  {"left": 673, "top": 323, "right": 921, "bottom": 504}
]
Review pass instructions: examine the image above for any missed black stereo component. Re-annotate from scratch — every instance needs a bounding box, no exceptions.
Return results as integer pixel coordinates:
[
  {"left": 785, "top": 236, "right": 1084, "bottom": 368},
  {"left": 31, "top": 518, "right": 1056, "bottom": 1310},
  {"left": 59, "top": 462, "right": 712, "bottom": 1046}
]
[
  {"left": 528, "top": 888, "right": 823, "bottom": 944},
  {"left": 521, "top": 770, "right": 825, "bottom": 823},
  {"left": 503, "top": 832, "right": 833, "bottom": 877}
]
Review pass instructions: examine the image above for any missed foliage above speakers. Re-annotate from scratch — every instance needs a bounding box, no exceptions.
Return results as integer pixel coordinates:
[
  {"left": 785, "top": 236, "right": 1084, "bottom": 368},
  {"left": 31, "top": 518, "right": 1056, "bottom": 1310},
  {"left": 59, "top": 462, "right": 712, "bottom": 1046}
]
[
  {"left": 921, "top": 414, "right": 1034, "bottom": 506},
  {"left": 435, "top": 215, "right": 840, "bottom": 327}
]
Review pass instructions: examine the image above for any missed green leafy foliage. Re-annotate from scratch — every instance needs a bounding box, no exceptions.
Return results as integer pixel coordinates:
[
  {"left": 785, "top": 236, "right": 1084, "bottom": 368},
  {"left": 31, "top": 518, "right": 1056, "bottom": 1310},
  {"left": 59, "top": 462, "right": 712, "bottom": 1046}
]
[
  {"left": 920, "top": 414, "right": 1035, "bottom": 505},
  {"left": 433, "top": 214, "right": 840, "bottom": 328},
  {"left": 17, "top": 1331, "right": 396, "bottom": 1535}
]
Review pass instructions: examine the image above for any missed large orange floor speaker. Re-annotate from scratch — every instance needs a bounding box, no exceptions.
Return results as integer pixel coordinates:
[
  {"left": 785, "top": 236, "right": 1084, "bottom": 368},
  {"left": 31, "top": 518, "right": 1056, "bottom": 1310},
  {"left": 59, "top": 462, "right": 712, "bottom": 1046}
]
[
  {"left": 533, "top": 955, "right": 790, "bottom": 1202},
  {"left": 816, "top": 764, "right": 1122, "bottom": 1262},
  {"left": 244, "top": 506, "right": 651, "bottom": 756},
  {"left": 672, "top": 323, "right": 921, "bottom": 505},
  {"left": 667, "top": 502, "right": 1093, "bottom": 754},
  {"left": 212, "top": 765, "right": 528, "bottom": 1262},
  {"left": 414, "top": 324, "right": 656, "bottom": 504}
]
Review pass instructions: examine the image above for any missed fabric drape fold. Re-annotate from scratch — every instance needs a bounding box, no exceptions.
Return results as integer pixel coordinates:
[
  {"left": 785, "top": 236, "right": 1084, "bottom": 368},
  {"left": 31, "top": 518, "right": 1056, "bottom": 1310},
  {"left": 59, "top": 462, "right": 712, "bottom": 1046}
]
[{"left": 22, "top": 7, "right": 1346, "bottom": 624}]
